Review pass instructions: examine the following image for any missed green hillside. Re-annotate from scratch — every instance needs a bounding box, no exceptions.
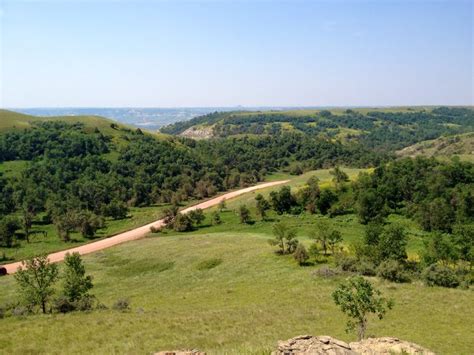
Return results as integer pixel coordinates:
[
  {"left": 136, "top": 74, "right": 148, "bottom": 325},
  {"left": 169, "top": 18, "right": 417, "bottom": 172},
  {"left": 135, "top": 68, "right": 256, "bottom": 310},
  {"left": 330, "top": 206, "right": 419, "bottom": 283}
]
[
  {"left": 397, "top": 132, "right": 474, "bottom": 162},
  {"left": 161, "top": 106, "right": 474, "bottom": 152}
]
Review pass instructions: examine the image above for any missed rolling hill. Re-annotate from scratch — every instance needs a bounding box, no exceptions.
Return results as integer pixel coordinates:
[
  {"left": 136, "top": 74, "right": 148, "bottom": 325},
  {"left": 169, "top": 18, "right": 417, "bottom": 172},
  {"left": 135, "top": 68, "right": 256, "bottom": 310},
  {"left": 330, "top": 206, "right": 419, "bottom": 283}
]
[{"left": 397, "top": 132, "right": 474, "bottom": 162}]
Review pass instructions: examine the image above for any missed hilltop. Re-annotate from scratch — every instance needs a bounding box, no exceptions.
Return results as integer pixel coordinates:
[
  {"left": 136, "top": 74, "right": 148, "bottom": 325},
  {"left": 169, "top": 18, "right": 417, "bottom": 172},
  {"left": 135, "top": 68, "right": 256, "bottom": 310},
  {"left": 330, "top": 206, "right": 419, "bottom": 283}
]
[
  {"left": 161, "top": 106, "right": 474, "bottom": 152},
  {"left": 397, "top": 132, "right": 474, "bottom": 162}
]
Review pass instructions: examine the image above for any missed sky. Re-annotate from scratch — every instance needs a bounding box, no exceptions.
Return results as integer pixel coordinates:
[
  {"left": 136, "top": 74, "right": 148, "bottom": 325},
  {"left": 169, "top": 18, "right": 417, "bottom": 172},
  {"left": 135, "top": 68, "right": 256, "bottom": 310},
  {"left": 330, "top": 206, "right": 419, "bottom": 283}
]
[{"left": 0, "top": 0, "right": 472, "bottom": 108}]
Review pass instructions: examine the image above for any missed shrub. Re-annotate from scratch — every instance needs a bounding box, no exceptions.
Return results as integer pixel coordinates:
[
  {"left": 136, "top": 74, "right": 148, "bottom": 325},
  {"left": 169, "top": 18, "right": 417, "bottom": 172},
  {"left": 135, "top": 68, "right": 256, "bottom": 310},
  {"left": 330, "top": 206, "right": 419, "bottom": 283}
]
[
  {"left": 293, "top": 244, "right": 309, "bottom": 266},
  {"left": 197, "top": 258, "right": 222, "bottom": 270},
  {"left": 54, "top": 296, "right": 75, "bottom": 313},
  {"left": 75, "top": 294, "right": 95, "bottom": 311},
  {"left": 423, "top": 264, "right": 460, "bottom": 288},
  {"left": 356, "top": 259, "right": 377, "bottom": 276},
  {"left": 335, "top": 253, "right": 358, "bottom": 272},
  {"left": 377, "top": 260, "right": 410, "bottom": 283},
  {"left": 149, "top": 226, "right": 161, "bottom": 233},
  {"left": 313, "top": 266, "right": 340, "bottom": 278},
  {"left": 113, "top": 298, "right": 130, "bottom": 311},
  {"left": 173, "top": 213, "right": 194, "bottom": 232}
]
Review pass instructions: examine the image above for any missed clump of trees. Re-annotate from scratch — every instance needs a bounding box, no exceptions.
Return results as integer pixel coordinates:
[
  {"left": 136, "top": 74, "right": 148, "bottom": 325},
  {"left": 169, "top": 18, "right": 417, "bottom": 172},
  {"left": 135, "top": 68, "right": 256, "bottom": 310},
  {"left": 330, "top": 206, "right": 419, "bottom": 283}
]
[{"left": 11, "top": 253, "right": 95, "bottom": 315}]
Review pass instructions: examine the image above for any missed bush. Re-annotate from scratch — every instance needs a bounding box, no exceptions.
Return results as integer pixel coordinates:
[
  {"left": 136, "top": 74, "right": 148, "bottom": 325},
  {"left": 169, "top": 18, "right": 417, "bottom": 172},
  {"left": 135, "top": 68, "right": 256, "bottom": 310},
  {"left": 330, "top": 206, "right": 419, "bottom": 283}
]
[
  {"left": 293, "top": 244, "right": 309, "bottom": 266},
  {"left": 312, "top": 266, "right": 340, "bottom": 278},
  {"left": 423, "top": 264, "right": 460, "bottom": 288},
  {"left": 149, "top": 226, "right": 161, "bottom": 233},
  {"left": 377, "top": 260, "right": 410, "bottom": 283},
  {"left": 113, "top": 298, "right": 130, "bottom": 311},
  {"left": 335, "top": 253, "right": 358, "bottom": 272},
  {"left": 54, "top": 296, "right": 75, "bottom": 313},
  {"left": 173, "top": 213, "right": 194, "bottom": 232},
  {"left": 356, "top": 259, "right": 377, "bottom": 276},
  {"left": 75, "top": 294, "right": 95, "bottom": 312}
]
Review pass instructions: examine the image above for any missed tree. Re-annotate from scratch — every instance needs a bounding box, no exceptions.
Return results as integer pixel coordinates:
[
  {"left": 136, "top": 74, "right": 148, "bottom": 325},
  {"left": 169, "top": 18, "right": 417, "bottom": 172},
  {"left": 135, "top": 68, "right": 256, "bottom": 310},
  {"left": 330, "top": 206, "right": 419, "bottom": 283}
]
[
  {"left": 330, "top": 166, "right": 349, "bottom": 190},
  {"left": 77, "top": 211, "right": 104, "bottom": 239},
  {"left": 332, "top": 276, "right": 393, "bottom": 340},
  {"left": 328, "top": 230, "right": 343, "bottom": 254},
  {"left": 357, "top": 188, "right": 386, "bottom": 224},
  {"left": 14, "top": 255, "right": 59, "bottom": 313},
  {"left": 62, "top": 252, "right": 93, "bottom": 302},
  {"left": 188, "top": 208, "right": 205, "bottom": 226},
  {"left": 238, "top": 204, "right": 252, "bottom": 224},
  {"left": 422, "top": 232, "right": 458, "bottom": 266},
  {"left": 103, "top": 199, "right": 128, "bottom": 220},
  {"left": 52, "top": 210, "right": 79, "bottom": 242},
  {"left": 211, "top": 211, "right": 222, "bottom": 225},
  {"left": 316, "top": 189, "right": 338, "bottom": 215},
  {"left": 293, "top": 243, "right": 309, "bottom": 265},
  {"left": 173, "top": 213, "right": 194, "bottom": 232},
  {"left": 269, "top": 186, "right": 294, "bottom": 214},
  {"left": 0, "top": 216, "right": 20, "bottom": 247},
  {"left": 255, "top": 194, "right": 270, "bottom": 220},
  {"left": 452, "top": 224, "right": 473, "bottom": 265},
  {"left": 269, "top": 222, "right": 298, "bottom": 254},
  {"left": 377, "top": 224, "right": 407, "bottom": 262},
  {"left": 310, "top": 221, "right": 341, "bottom": 256}
]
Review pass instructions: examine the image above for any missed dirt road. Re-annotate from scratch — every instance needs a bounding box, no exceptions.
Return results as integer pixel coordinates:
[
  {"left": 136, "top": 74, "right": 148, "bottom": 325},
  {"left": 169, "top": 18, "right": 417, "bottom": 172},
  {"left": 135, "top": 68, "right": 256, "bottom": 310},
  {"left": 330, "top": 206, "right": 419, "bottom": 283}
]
[{"left": 3, "top": 180, "right": 289, "bottom": 274}]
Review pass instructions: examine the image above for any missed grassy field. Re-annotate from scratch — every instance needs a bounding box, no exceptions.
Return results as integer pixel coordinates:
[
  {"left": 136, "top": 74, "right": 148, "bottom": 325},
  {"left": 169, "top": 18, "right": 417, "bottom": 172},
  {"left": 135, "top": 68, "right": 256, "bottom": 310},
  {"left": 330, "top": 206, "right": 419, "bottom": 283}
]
[
  {"left": 0, "top": 167, "right": 472, "bottom": 354},
  {"left": 0, "top": 233, "right": 472, "bottom": 354}
]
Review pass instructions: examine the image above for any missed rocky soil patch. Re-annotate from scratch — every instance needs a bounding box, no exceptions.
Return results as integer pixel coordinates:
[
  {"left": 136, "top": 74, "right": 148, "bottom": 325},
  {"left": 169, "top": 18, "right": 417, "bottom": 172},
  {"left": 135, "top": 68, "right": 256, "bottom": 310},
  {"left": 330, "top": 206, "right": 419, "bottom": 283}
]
[{"left": 272, "top": 335, "right": 435, "bottom": 354}]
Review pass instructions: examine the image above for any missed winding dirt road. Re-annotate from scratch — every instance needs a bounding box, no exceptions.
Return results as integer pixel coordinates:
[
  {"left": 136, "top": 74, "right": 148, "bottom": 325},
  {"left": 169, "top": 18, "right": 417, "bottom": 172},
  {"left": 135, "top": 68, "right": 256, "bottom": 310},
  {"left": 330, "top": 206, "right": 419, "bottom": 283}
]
[{"left": 3, "top": 180, "right": 289, "bottom": 274}]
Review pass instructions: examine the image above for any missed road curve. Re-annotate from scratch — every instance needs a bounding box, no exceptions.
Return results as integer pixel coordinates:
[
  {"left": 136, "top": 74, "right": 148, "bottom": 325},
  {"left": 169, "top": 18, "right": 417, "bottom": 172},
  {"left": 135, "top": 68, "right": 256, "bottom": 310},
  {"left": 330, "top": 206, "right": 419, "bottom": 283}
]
[{"left": 3, "top": 180, "right": 290, "bottom": 274}]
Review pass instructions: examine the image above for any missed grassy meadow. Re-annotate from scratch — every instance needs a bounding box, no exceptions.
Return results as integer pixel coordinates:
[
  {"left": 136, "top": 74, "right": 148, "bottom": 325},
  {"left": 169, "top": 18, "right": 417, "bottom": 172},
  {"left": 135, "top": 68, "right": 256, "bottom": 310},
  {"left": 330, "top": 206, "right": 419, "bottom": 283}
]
[{"left": 0, "top": 168, "right": 472, "bottom": 354}]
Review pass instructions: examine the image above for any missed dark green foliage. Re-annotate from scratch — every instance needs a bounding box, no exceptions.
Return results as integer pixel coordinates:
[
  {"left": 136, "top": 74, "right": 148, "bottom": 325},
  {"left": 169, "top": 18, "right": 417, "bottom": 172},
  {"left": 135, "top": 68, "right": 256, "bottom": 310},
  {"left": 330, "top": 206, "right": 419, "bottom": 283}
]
[
  {"left": 270, "top": 186, "right": 295, "bottom": 214},
  {"left": 188, "top": 208, "right": 205, "bottom": 226},
  {"left": 423, "top": 264, "right": 460, "bottom": 288},
  {"left": 14, "top": 255, "right": 59, "bottom": 314},
  {"left": 293, "top": 244, "right": 309, "bottom": 265},
  {"left": 0, "top": 216, "right": 20, "bottom": 247},
  {"left": 332, "top": 276, "right": 393, "bottom": 340},
  {"left": 376, "top": 260, "right": 411, "bottom": 283},
  {"left": 255, "top": 194, "right": 270, "bottom": 220},
  {"left": 422, "top": 233, "right": 459, "bottom": 266},
  {"left": 377, "top": 224, "right": 408, "bottom": 263},
  {"left": 211, "top": 211, "right": 222, "bottom": 225},
  {"left": 62, "top": 252, "right": 93, "bottom": 303},
  {"left": 310, "top": 221, "right": 342, "bottom": 256},
  {"left": 173, "top": 213, "right": 194, "bottom": 232},
  {"left": 103, "top": 199, "right": 128, "bottom": 220},
  {"left": 238, "top": 204, "right": 252, "bottom": 224}
]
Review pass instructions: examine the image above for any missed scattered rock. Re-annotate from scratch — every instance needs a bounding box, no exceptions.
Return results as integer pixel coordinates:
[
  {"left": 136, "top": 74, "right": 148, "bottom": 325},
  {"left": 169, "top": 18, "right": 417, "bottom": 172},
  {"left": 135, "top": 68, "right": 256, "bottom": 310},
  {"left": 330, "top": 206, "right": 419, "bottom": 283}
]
[
  {"left": 272, "top": 335, "right": 355, "bottom": 355},
  {"left": 273, "top": 335, "right": 434, "bottom": 354},
  {"left": 350, "top": 337, "right": 435, "bottom": 355}
]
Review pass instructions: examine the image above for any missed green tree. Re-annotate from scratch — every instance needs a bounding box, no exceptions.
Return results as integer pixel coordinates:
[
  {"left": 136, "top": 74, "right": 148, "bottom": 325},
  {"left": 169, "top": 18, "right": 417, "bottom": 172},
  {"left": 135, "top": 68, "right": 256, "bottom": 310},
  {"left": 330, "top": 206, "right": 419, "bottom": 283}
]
[
  {"left": 330, "top": 166, "right": 349, "bottom": 190},
  {"left": 332, "top": 276, "right": 393, "bottom": 340},
  {"left": 0, "top": 216, "right": 20, "bottom": 247},
  {"left": 269, "top": 186, "right": 294, "bottom": 214},
  {"left": 62, "top": 252, "right": 93, "bottom": 302},
  {"left": 173, "top": 213, "right": 194, "bottom": 232},
  {"left": 269, "top": 222, "right": 298, "bottom": 254},
  {"left": 255, "top": 194, "right": 270, "bottom": 220},
  {"left": 211, "top": 211, "right": 222, "bottom": 225},
  {"left": 328, "top": 230, "right": 343, "bottom": 254},
  {"left": 377, "top": 224, "right": 407, "bottom": 262},
  {"left": 293, "top": 243, "right": 309, "bottom": 265},
  {"left": 422, "top": 232, "right": 459, "bottom": 266},
  {"left": 14, "top": 255, "right": 59, "bottom": 313},
  {"left": 238, "top": 204, "right": 252, "bottom": 224},
  {"left": 103, "top": 199, "right": 128, "bottom": 220},
  {"left": 188, "top": 208, "right": 205, "bottom": 226}
]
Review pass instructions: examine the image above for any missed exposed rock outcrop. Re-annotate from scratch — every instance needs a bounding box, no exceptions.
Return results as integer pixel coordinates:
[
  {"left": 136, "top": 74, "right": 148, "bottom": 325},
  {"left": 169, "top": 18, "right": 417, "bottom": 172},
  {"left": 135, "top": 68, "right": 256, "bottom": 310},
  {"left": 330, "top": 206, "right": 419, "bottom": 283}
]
[{"left": 273, "top": 335, "right": 435, "bottom": 355}]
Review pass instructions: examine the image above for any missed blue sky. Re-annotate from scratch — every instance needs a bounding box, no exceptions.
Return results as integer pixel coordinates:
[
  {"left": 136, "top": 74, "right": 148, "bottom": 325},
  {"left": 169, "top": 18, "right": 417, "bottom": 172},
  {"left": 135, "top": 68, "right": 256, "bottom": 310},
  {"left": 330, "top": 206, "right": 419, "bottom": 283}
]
[{"left": 0, "top": 0, "right": 472, "bottom": 107}]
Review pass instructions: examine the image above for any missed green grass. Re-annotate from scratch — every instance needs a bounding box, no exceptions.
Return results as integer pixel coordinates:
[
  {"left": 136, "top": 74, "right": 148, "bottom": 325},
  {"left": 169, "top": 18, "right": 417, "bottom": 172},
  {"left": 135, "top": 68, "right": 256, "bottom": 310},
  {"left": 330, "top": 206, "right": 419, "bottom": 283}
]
[{"left": 0, "top": 233, "right": 472, "bottom": 354}]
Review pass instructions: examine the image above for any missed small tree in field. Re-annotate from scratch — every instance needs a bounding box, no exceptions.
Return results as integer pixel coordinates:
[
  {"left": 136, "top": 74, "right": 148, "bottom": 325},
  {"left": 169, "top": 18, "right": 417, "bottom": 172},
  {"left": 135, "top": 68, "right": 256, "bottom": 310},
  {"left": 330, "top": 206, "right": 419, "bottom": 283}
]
[
  {"left": 293, "top": 244, "right": 309, "bottom": 265},
  {"left": 269, "top": 222, "right": 298, "bottom": 254},
  {"left": 211, "top": 211, "right": 222, "bottom": 225},
  {"left": 62, "top": 252, "right": 93, "bottom": 302},
  {"left": 238, "top": 204, "right": 252, "bottom": 224},
  {"left": 15, "top": 255, "right": 59, "bottom": 313},
  {"left": 255, "top": 194, "right": 271, "bottom": 220},
  {"left": 332, "top": 276, "right": 393, "bottom": 340},
  {"left": 188, "top": 208, "right": 205, "bottom": 226}
]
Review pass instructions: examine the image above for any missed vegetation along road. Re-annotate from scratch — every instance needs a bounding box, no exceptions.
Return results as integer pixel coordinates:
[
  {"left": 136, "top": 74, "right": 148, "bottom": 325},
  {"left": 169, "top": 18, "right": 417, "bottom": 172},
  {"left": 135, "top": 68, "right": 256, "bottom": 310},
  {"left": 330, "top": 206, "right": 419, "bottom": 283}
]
[{"left": 2, "top": 180, "right": 289, "bottom": 274}]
